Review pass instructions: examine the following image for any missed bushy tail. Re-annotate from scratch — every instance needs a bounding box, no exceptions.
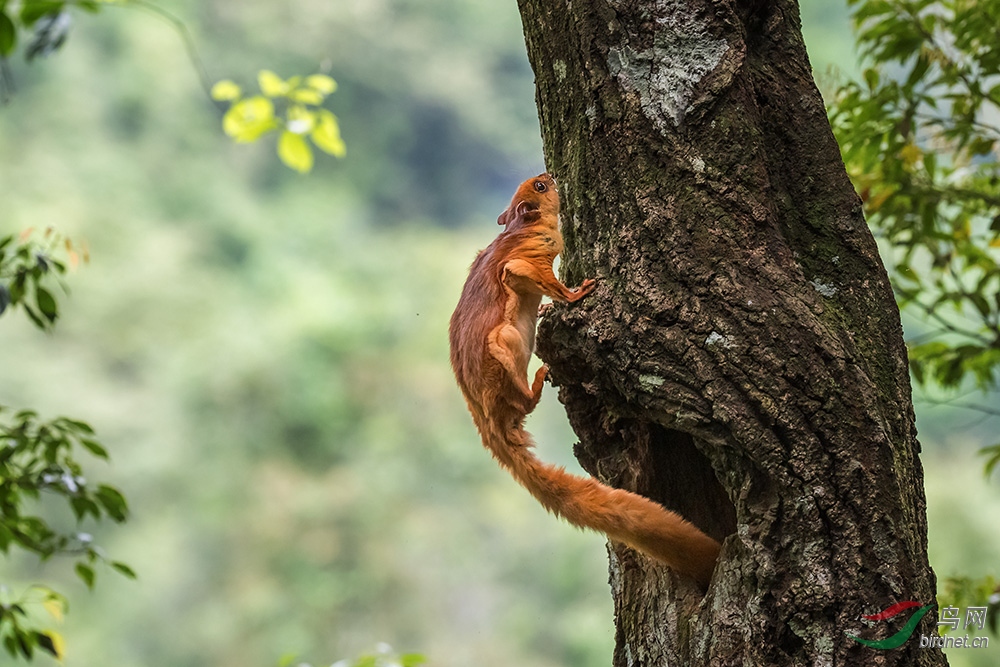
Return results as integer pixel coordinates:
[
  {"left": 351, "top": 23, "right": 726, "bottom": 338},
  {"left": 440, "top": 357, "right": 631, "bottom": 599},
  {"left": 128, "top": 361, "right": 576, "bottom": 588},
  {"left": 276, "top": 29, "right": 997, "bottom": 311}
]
[{"left": 482, "top": 421, "right": 720, "bottom": 589}]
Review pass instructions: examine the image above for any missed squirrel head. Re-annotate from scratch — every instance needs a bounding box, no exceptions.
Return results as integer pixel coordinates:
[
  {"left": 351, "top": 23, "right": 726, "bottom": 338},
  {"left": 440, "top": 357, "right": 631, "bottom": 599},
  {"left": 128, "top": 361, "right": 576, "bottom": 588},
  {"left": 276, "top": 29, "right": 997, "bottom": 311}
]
[{"left": 497, "top": 173, "right": 560, "bottom": 229}]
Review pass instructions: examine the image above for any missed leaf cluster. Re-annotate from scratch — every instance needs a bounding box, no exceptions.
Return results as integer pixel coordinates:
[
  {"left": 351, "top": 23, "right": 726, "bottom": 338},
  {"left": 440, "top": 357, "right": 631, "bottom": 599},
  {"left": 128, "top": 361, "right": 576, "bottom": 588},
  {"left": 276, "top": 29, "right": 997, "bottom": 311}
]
[
  {"left": 2, "top": 228, "right": 133, "bottom": 662},
  {"left": 0, "top": 407, "right": 134, "bottom": 582},
  {"left": 212, "top": 70, "right": 346, "bottom": 173},
  {"left": 0, "top": 585, "right": 66, "bottom": 661},
  {"left": 0, "top": 0, "right": 102, "bottom": 63},
  {"left": 829, "top": 0, "right": 1000, "bottom": 394},
  {"left": 0, "top": 406, "right": 135, "bottom": 662},
  {"left": 0, "top": 228, "right": 85, "bottom": 331}
]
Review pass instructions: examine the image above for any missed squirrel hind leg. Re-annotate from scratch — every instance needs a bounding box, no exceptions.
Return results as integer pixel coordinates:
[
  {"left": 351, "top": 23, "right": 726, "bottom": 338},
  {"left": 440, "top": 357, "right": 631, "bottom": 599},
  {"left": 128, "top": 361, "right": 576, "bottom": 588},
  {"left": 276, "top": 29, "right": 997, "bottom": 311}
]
[
  {"left": 525, "top": 364, "right": 548, "bottom": 413},
  {"left": 487, "top": 324, "right": 534, "bottom": 403}
]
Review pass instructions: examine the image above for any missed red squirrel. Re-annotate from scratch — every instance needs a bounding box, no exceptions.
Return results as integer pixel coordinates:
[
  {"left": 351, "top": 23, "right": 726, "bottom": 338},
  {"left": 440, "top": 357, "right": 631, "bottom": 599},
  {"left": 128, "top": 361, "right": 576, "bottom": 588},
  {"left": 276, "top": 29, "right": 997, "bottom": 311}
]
[{"left": 449, "top": 173, "right": 721, "bottom": 588}]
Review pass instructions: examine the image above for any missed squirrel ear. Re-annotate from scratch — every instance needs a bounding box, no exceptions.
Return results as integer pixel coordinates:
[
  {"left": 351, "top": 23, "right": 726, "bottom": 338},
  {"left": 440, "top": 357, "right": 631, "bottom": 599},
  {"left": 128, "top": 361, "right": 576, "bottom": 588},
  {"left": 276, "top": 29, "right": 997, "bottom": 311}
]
[
  {"left": 515, "top": 201, "right": 537, "bottom": 216},
  {"left": 497, "top": 207, "right": 513, "bottom": 227},
  {"left": 515, "top": 201, "right": 541, "bottom": 223}
]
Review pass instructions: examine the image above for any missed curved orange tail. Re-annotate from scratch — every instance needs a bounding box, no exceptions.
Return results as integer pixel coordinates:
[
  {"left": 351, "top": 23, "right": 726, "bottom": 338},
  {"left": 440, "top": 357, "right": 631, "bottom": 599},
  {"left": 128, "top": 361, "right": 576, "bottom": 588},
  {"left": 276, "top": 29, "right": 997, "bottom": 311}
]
[{"left": 481, "top": 420, "right": 720, "bottom": 588}]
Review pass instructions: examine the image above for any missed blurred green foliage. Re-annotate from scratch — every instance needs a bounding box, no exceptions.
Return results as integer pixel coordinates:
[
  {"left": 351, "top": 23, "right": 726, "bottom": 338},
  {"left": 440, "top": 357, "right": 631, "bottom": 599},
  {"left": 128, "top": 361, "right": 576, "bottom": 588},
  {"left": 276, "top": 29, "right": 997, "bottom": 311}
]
[
  {"left": 0, "top": 229, "right": 80, "bottom": 329},
  {"left": 2, "top": 1, "right": 594, "bottom": 665},
  {"left": 0, "top": 585, "right": 66, "bottom": 662},
  {"left": 939, "top": 575, "right": 999, "bottom": 635},
  {"left": 829, "top": 0, "right": 1000, "bottom": 396},
  {"left": 829, "top": 0, "right": 1000, "bottom": 655},
  {"left": 1, "top": 231, "right": 133, "bottom": 662},
  {"left": 0, "top": 1, "right": 101, "bottom": 69},
  {"left": 283, "top": 643, "right": 425, "bottom": 667},
  {"left": 0, "top": 1, "right": 997, "bottom": 666}
]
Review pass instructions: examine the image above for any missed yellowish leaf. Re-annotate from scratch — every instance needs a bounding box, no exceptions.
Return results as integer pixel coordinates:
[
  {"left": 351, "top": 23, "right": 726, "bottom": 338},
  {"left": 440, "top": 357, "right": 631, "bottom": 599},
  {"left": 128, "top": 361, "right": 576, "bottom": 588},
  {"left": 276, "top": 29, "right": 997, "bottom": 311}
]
[
  {"left": 278, "top": 131, "right": 314, "bottom": 173},
  {"left": 222, "top": 97, "right": 278, "bottom": 142},
  {"left": 867, "top": 186, "right": 895, "bottom": 212},
  {"left": 286, "top": 106, "right": 316, "bottom": 135},
  {"left": 305, "top": 74, "right": 337, "bottom": 94},
  {"left": 43, "top": 597, "right": 65, "bottom": 622},
  {"left": 311, "top": 110, "right": 346, "bottom": 158},
  {"left": 210, "top": 79, "right": 242, "bottom": 101},
  {"left": 289, "top": 88, "right": 324, "bottom": 105},
  {"left": 258, "top": 70, "right": 288, "bottom": 97},
  {"left": 48, "top": 630, "right": 66, "bottom": 662},
  {"left": 900, "top": 143, "right": 922, "bottom": 168}
]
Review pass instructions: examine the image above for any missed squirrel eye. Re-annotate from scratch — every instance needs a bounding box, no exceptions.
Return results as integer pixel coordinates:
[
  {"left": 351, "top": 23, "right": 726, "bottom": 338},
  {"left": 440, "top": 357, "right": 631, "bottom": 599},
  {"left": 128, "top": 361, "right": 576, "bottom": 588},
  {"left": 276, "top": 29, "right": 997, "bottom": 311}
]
[{"left": 534, "top": 181, "right": 547, "bottom": 192}]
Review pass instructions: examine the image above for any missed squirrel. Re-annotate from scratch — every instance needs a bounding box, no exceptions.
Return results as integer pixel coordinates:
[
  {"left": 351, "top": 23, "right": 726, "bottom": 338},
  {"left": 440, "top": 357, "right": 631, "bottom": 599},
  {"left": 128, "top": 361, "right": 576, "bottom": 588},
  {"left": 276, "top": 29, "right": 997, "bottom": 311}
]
[{"left": 448, "top": 173, "right": 721, "bottom": 589}]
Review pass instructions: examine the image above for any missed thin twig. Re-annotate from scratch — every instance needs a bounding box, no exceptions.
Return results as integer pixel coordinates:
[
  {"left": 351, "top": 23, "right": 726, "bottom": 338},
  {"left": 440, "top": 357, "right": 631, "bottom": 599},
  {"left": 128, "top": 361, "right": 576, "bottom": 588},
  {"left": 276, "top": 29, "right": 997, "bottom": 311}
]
[
  {"left": 108, "top": 0, "right": 220, "bottom": 110},
  {"left": 915, "top": 395, "right": 1000, "bottom": 418},
  {"left": 894, "top": 285, "right": 994, "bottom": 345},
  {"left": 904, "top": 326, "right": 951, "bottom": 346}
]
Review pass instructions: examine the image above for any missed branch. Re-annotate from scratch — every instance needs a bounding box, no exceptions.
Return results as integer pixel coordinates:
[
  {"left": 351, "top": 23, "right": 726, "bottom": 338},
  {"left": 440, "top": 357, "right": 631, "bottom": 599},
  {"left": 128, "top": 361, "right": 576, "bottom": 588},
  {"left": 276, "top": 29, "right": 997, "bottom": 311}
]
[
  {"left": 894, "top": 285, "right": 994, "bottom": 345},
  {"left": 915, "top": 395, "right": 1000, "bottom": 418},
  {"left": 109, "top": 0, "right": 218, "bottom": 106},
  {"left": 914, "top": 111, "right": 1000, "bottom": 141}
]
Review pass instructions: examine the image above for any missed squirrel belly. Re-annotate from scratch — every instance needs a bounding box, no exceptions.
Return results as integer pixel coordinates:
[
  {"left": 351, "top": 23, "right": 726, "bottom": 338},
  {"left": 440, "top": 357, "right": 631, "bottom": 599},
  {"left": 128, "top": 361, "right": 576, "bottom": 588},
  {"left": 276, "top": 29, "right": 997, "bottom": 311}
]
[{"left": 448, "top": 173, "right": 720, "bottom": 589}]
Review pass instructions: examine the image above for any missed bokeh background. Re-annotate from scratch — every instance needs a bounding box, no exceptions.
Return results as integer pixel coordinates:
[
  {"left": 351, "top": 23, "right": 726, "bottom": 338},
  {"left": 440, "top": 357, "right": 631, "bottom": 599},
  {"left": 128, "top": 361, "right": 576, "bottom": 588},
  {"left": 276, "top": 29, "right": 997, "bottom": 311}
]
[{"left": 1, "top": 1, "right": 996, "bottom": 665}]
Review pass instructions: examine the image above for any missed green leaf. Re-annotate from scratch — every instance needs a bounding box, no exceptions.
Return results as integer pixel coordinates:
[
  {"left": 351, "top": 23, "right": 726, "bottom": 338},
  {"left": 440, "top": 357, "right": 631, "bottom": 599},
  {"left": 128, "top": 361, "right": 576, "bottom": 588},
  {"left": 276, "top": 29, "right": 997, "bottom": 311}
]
[
  {"left": 400, "top": 653, "right": 427, "bottom": 666},
  {"left": 0, "top": 283, "right": 10, "bottom": 316},
  {"left": 863, "top": 67, "right": 879, "bottom": 91},
  {"left": 980, "top": 444, "right": 1000, "bottom": 477},
  {"left": 59, "top": 417, "right": 95, "bottom": 434},
  {"left": 33, "top": 631, "right": 62, "bottom": 660},
  {"left": 210, "top": 79, "right": 242, "bottom": 102},
  {"left": 71, "top": 496, "right": 100, "bottom": 521},
  {"left": 894, "top": 263, "right": 920, "bottom": 285},
  {"left": 22, "top": 303, "right": 47, "bottom": 330},
  {"left": 277, "top": 130, "right": 314, "bottom": 173},
  {"left": 75, "top": 563, "right": 95, "bottom": 589},
  {"left": 257, "top": 69, "right": 287, "bottom": 97},
  {"left": 35, "top": 286, "right": 57, "bottom": 322},
  {"left": 80, "top": 438, "right": 109, "bottom": 460},
  {"left": 0, "top": 11, "right": 16, "bottom": 57},
  {"left": 970, "top": 292, "right": 991, "bottom": 318},
  {"left": 111, "top": 561, "right": 137, "bottom": 579},
  {"left": 16, "top": 631, "right": 32, "bottom": 659},
  {"left": 20, "top": 1, "right": 63, "bottom": 26},
  {"left": 96, "top": 484, "right": 128, "bottom": 521}
]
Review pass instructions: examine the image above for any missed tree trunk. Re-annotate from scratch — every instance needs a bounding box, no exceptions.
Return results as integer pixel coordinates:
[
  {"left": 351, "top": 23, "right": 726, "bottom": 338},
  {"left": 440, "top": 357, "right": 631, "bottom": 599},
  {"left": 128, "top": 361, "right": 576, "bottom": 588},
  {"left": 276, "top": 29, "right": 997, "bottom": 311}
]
[{"left": 517, "top": 0, "right": 947, "bottom": 665}]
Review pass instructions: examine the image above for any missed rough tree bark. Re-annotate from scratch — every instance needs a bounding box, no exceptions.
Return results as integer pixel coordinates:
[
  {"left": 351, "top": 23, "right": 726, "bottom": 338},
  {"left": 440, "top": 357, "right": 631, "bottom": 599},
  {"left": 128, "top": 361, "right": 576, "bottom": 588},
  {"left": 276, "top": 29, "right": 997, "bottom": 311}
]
[{"left": 517, "top": 0, "right": 948, "bottom": 665}]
